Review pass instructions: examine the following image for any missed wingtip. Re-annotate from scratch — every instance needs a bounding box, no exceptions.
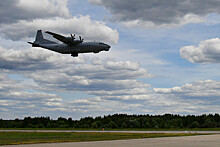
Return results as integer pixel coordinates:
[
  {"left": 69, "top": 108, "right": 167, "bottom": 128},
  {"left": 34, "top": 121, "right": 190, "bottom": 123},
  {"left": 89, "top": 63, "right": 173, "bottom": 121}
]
[{"left": 45, "top": 31, "right": 51, "bottom": 34}]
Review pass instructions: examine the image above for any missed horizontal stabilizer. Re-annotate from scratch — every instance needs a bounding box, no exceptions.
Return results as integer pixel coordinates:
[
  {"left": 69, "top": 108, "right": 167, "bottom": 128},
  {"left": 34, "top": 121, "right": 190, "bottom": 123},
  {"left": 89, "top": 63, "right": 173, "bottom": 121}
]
[
  {"left": 28, "top": 42, "right": 40, "bottom": 47},
  {"left": 28, "top": 42, "right": 34, "bottom": 45}
]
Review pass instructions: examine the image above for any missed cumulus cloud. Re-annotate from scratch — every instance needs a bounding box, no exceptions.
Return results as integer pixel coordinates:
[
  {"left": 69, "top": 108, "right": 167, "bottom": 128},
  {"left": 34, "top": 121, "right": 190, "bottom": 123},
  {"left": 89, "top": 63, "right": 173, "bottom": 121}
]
[
  {"left": 0, "top": 16, "right": 119, "bottom": 44},
  {"left": 154, "top": 79, "right": 220, "bottom": 99},
  {"left": 152, "top": 79, "right": 220, "bottom": 114},
  {"left": 89, "top": 0, "right": 220, "bottom": 27},
  {"left": 0, "top": 73, "right": 64, "bottom": 118},
  {"left": 0, "top": 45, "right": 151, "bottom": 99},
  {"left": 27, "top": 60, "right": 150, "bottom": 93},
  {"left": 1, "top": 45, "right": 220, "bottom": 117},
  {"left": 0, "top": 72, "right": 114, "bottom": 119},
  {"left": 0, "top": 45, "right": 153, "bottom": 118},
  {"left": 0, "top": 0, "right": 119, "bottom": 44},
  {"left": 0, "top": 46, "right": 87, "bottom": 71},
  {"left": 121, "top": 14, "right": 204, "bottom": 28},
  {"left": 180, "top": 38, "right": 220, "bottom": 63},
  {"left": 0, "top": 0, "right": 70, "bottom": 24}
]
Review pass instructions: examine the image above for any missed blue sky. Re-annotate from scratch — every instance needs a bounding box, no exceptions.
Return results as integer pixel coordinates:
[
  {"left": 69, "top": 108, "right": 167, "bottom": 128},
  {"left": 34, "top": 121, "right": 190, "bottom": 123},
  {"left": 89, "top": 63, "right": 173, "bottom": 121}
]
[{"left": 0, "top": 0, "right": 220, "bottom": 119}]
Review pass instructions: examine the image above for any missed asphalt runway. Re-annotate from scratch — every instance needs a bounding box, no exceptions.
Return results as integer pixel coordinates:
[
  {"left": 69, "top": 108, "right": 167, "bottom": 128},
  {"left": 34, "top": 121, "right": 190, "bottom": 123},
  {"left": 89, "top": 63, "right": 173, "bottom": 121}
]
[{"left": 5, "top": 134, "right": 220, "bottom": 147}]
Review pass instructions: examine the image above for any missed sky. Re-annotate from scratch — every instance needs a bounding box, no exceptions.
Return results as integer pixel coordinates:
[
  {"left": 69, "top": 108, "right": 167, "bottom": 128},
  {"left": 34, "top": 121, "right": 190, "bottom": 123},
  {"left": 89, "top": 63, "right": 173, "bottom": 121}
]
[{"left": 0, "top": 0, "right": 220, "bottom": 119}]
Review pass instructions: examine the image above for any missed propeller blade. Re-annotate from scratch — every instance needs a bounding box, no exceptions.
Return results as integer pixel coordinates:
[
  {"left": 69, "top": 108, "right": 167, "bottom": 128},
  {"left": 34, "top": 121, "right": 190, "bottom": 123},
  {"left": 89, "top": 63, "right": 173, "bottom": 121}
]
[
  {"left": 79, "top": 36, "right": 81, "bottom": 41},
  {"left": 70, "top": 34, "right": 75, "bottom": 40}
]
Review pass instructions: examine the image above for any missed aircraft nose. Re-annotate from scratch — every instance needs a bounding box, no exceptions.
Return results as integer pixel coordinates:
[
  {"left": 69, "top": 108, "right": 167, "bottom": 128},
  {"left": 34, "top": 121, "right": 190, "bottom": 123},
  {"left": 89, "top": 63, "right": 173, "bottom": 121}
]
[{"left": 105, "top": 44, "right": 111, "bottom": 51}]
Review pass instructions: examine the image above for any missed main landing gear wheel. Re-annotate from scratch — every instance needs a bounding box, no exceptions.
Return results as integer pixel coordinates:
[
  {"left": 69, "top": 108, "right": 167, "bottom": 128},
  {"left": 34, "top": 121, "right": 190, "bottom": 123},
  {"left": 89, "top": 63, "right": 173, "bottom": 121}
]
[{"left": 71, "top": 53, "right": 78, "bottom": 57}]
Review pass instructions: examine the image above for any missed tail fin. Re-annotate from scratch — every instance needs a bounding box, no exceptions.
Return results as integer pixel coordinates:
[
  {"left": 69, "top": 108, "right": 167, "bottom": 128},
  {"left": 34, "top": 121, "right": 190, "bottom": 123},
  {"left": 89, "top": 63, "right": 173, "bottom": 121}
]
[
  {"left": 35, "top": 30, "right": 44, "bottom": 43},
  {"left": 34, "top": 30, "right": 56, "bottom": 44}
]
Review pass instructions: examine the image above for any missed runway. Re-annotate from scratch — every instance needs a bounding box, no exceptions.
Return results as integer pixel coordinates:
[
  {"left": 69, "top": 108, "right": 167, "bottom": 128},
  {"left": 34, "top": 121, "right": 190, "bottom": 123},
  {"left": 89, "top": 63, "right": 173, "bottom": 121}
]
[{"left": 5, "top": 134, "right": 220, "bottom": 147}]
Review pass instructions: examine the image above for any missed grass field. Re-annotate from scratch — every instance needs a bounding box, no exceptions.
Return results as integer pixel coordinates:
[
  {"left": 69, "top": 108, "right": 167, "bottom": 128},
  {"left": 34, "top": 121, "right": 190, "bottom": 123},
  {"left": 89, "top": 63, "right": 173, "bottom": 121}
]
[{"left": 0, "top": 132, "right": 207, "bottom": 145}]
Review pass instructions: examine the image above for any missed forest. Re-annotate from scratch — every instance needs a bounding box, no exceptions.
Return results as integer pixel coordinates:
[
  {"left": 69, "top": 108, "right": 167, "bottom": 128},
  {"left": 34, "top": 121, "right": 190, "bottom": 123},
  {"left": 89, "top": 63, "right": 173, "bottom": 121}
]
[{"left": 0, "top": 114, "right": 220, "bottom": 129}]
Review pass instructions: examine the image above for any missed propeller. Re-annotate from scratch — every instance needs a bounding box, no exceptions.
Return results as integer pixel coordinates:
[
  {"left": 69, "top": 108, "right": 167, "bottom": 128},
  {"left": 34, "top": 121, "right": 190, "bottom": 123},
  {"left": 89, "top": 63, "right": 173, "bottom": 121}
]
[
  {"left": 79, "top": 36, "right": 84, "bottom": 42},
  {"left": 70, "top": 34, "right": 75, "bottom": 40}
]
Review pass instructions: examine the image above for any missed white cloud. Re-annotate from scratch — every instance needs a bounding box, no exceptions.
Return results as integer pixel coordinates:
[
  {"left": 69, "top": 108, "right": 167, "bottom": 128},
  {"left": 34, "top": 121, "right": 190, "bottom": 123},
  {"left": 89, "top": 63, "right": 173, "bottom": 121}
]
[
  {"left": 154, "top": 79, "right": 220, "bottom": 99},
  {"left": 154, "top": 86, "right": 181, "bottom": 93},
  {"left": 122, "top": 14, "right": 204, "bottom": 28},
  {"left": 28, "top": 62, "right": 150, "bottom": 93},
  {"left": 1, "top": 44, "right": 220, "bottom": 118},
  {"left": 104, "top": 61, "right": 140, "bottom": 70},
  {"left": 0, "top": 44, "right": 155, "bottom": 118},
  {"left": 0, "top": 0, "right": 119, "bottom": 44},
  {"left": 1, "top": 60, "right": 220, "bottom": 118},
  {"left": 0, "top": 15, "right": 119, "bottom": 44},
  {"left": 0, "top": 45, "right": 151, "bottom": 103},
  {"left": 180, "top": 38, "right": 220, "bottom": 63},
  {"left": 17, "top": 0, "right": 70, "bottom": 18},
  {"left": 0, "top": 46, "right": 87, "bottom": 71},
  {"left": 88, "top": 0, "right": 103, "bottom": 5},
  {"left": 0, "top": 73, "right": 65, "bottom": 118},
  {"left": 0, "top": 0, "right": 70, "bottom": 24},
  {"left": 89, "top": 0, "right": 219, "bottom": 28}
]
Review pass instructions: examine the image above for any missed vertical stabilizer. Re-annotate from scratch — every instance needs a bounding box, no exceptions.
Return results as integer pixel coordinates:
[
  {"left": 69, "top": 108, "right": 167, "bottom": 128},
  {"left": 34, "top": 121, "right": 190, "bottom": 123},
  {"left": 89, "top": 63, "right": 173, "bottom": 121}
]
[
  {"left": 35, "top": 30, "right": 44, "bottom": 43},
  {"left": 34, "top": 30, "right": 57, "bottom": 44}
]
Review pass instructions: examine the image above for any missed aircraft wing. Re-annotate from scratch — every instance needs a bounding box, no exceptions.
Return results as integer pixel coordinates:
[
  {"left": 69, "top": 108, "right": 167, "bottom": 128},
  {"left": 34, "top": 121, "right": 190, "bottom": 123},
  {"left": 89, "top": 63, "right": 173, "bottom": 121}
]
[
  {"left": 45, "top": 31, "right": 66, "bottom": 42},
  {"left": 45, "top": 31, "right": 82, "bottom": 45}
]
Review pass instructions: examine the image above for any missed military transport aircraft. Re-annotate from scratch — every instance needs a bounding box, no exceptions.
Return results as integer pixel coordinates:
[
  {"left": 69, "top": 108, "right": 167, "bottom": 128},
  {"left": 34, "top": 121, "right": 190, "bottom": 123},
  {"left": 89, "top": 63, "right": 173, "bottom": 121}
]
[{"left": 28, "top": 30, "right": 111, "bottom": 57}]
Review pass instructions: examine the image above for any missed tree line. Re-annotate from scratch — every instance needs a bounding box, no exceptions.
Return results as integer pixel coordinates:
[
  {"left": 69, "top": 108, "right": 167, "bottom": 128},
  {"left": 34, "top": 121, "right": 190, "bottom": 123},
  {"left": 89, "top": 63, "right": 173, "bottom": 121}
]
[{"left": 0, "top": 114, "right": 220, "bottom": 129}]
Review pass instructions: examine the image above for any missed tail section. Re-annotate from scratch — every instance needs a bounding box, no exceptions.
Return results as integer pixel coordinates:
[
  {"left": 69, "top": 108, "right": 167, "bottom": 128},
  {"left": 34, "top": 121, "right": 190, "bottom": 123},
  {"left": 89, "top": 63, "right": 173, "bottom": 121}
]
[
  {"left": 34, "top": 30, "right": 57, "bottom": 44},
  {"left": 35, "top": 30, "right": 44, "bottom": 43},
  {"left": 28, "top": 41, "right": 40, "bottom": 47}
]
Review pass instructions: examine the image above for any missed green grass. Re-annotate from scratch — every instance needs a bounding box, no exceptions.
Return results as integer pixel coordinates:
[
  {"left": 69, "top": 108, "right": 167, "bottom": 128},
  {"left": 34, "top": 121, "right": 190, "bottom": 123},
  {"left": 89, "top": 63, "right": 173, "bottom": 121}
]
[{"left": 0, "top": 132, "right": 207, "bottom": 145}]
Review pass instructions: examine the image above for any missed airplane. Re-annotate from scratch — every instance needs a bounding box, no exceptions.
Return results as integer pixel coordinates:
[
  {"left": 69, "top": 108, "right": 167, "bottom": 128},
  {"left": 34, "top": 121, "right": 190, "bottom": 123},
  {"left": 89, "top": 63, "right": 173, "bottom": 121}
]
[{"left": 28, "top": 30, "right": 111, "bottom": 57}]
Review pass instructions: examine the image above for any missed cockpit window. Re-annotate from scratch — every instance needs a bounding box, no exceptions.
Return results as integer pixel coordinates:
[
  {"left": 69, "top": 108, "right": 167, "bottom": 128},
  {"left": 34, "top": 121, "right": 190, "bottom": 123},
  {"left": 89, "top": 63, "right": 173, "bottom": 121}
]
[{"left": 99, "top": 42, "right": 107, "bottom": 45}]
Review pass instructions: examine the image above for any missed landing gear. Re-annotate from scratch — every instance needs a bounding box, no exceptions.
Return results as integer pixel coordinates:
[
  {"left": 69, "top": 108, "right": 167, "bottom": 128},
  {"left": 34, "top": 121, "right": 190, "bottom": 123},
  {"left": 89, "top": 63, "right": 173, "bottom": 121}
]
[
  {"left": 93, "top": 51, "right": 100, "bottom": 53},
  {"left": 71, "top": 53, "right": 78, "bottom": 57}
]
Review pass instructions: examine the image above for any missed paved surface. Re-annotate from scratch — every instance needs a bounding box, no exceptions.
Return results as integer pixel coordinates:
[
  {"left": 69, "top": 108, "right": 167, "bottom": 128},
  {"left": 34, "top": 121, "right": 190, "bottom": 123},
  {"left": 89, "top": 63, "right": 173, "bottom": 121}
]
[
  {"left": 1, "top": 130, "right": 220, "bottom": 134},
  {"left": 5, "top": 134, "right": 220, "bottom": 147}
]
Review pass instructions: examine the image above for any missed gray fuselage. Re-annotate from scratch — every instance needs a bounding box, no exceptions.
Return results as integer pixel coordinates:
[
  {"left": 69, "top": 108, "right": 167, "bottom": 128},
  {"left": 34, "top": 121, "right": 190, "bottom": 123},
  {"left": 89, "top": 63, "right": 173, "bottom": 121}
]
[{"left": 39, "top": 42, "right": 110, "bottom": 54}]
